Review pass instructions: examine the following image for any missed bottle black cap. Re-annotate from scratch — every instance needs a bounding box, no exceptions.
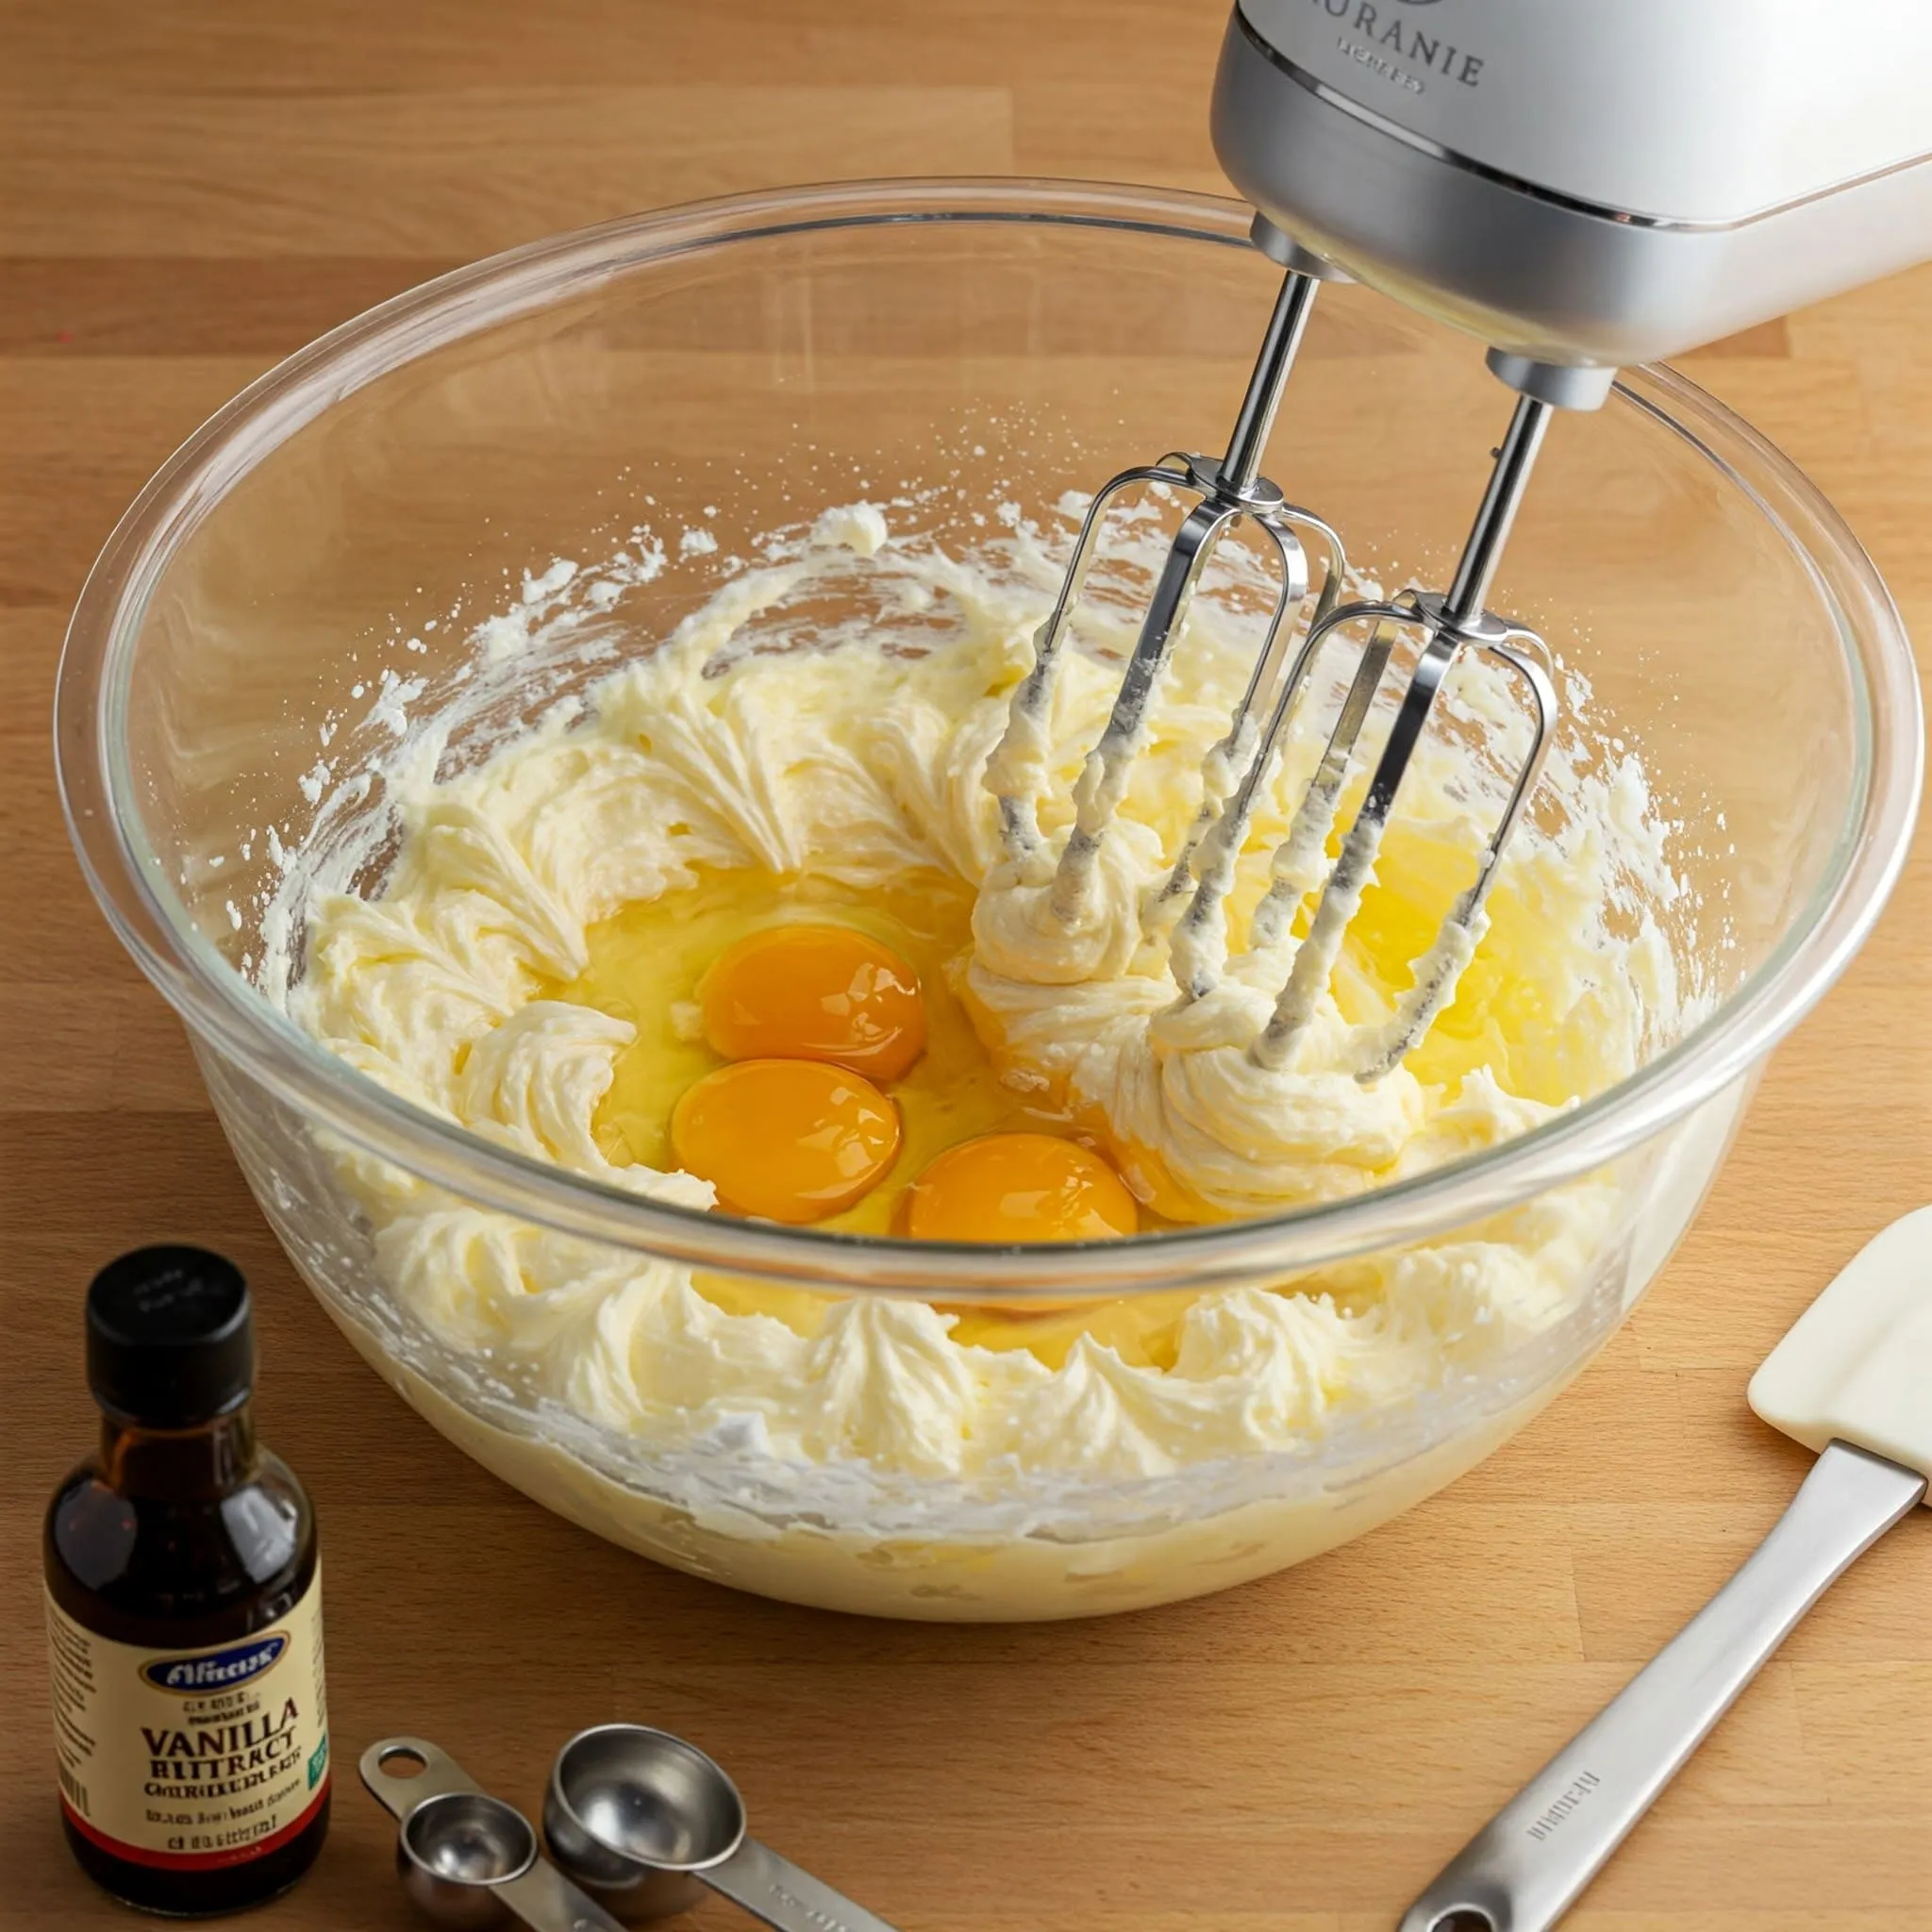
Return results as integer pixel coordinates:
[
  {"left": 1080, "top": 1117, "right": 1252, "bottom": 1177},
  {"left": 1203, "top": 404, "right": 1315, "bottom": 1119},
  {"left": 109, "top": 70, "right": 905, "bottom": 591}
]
[{"left": 86, "top": 1247, "right": 254, "bottom": 1427}]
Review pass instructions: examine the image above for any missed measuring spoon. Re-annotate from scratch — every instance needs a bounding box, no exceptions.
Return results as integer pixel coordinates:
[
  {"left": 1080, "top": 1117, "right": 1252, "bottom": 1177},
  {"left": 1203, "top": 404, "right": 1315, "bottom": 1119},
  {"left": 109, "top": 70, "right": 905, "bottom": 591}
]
[
  {"left": 361, "top": 1737, "right": 625, "bottom": 1932},
  {"left": 544, "top": 1723, "right": 902, "bottom": 1931}
]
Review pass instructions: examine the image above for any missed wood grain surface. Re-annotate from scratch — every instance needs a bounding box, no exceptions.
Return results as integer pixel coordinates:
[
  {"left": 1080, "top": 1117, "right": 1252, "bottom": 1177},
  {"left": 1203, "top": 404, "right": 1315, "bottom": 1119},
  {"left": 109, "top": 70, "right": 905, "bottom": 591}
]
[{"left": 4, "top": 5, "right": 1930, "bottom": 1927}]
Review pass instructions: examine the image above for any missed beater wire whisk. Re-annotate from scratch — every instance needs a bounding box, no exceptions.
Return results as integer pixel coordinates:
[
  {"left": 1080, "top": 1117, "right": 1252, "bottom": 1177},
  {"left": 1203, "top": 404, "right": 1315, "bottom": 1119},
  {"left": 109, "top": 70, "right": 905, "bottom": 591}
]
[
  {"left": 986, "top": 230, "right": 1563, "bottom": 1084},
  {"left": 1204, "top": 394, "right": 1561, "bottom": 1083},
  {"left": 985, "top": 245, "right": 1346, "bottom": 918}
]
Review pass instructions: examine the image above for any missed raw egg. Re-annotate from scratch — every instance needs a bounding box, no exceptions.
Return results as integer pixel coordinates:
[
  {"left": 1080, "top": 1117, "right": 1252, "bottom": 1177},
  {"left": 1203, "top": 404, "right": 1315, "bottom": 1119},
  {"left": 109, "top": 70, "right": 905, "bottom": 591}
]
[
  {"left": 700, "top": 924, "right": 925, "bottom": 1081},
  {"left": 672, "top": 1058, "right": 901, "bottom": 1224},
  {"left": 900, "top": 1133, "right": 1140, "bottom": 1243}
]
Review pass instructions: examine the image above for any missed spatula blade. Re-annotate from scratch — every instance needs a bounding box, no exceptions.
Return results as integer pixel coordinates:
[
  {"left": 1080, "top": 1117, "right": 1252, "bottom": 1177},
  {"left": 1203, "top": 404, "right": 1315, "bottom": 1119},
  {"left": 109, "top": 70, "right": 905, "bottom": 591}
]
[{"left": 1748, "top": 1203, "right": 1932, "bottom": 1482}]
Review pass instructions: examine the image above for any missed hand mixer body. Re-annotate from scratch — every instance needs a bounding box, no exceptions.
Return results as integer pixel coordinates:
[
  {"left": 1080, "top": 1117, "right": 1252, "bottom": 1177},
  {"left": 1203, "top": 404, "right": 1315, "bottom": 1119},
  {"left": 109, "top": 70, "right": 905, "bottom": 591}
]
[{"left": 1214, "top": 0, "right": 1932, "bottom": 369}]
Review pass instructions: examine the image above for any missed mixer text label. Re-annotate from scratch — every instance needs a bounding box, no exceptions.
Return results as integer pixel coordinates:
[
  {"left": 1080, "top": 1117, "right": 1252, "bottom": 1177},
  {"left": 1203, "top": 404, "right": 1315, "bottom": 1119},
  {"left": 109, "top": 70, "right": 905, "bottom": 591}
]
[{"left": 1314, "top": 0, "right": 1485, "bottom": 88}]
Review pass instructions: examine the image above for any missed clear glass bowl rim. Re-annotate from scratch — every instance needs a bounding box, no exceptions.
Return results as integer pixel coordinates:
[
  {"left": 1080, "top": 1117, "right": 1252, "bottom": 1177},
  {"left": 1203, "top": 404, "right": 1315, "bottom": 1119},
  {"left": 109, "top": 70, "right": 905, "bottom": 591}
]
[{"left": 53, "top": 175, "right": 1924, "bottom": 1298}]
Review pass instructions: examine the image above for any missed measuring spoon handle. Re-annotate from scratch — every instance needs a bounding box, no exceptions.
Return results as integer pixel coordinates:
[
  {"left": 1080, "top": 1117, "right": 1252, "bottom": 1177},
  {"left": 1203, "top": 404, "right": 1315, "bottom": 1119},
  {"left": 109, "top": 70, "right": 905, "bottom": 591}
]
[
  {"left": 707, "top": 1835, "right": 904, "bottom": 1932},
  {"left": 1400, "top": 1440, "right": 1926, "bottom": 1932},
  {"left": 493, "top": 1859, "right": 630, "bottom": 1932},
  {"left": 359, "top": 1736, "right": 485, "bottom": 1816}
]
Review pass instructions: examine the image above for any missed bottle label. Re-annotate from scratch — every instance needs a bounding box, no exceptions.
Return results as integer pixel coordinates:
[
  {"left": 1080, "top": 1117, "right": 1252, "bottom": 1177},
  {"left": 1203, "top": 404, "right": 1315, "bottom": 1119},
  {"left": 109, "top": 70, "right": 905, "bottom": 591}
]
[{"left": 45, "top": 1566, "right": 329, "bottom": 1870}]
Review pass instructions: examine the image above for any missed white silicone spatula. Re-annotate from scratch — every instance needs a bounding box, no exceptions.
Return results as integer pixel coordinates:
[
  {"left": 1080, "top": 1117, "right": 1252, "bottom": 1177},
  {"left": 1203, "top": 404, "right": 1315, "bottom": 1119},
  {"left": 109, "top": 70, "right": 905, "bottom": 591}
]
[{"left": 1399, "top": 1207, "right": 1932, "bottom": 1932}]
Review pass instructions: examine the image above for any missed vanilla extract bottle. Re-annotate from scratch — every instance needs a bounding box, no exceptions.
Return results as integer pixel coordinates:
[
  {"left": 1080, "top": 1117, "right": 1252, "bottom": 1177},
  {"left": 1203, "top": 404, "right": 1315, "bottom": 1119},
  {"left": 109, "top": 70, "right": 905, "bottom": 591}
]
[{"left": 44, "top": 1248, "right": 328, "bottom": 1913}]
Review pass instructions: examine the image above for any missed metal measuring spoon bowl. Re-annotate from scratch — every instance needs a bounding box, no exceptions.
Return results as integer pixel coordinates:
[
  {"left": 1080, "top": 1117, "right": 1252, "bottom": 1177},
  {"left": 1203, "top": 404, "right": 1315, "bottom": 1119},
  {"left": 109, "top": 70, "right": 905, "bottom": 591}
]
[
  {"left": 362, "top": 1737, "right": 626, "bottom": 1932},
  {"left": 545, "top": 1724, "right": 903, "bottom": 1932},
  {"left": 399, "top": 1790, "right": 538, "bottom": 1929},
  {"left": 543, "top": 1725, "right": 741, "bottom": 1921}
]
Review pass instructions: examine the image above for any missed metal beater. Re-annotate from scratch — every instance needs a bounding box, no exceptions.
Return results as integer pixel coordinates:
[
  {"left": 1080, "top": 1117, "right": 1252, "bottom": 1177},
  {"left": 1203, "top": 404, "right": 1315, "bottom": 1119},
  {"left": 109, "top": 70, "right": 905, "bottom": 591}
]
[
  {"left": 986, "top": 216, "right": 1558, "bottom": 1083},
  {"left": 985, "top": 219, "right": 1347, "bottom": 934}
]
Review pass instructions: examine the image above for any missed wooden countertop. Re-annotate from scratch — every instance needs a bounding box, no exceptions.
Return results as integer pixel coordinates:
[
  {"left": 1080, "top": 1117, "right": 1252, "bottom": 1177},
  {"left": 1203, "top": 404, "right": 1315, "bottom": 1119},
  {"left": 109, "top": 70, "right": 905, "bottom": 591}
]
[{"left": 4, "top": 5, "right": 1929, "bottom": 1926}]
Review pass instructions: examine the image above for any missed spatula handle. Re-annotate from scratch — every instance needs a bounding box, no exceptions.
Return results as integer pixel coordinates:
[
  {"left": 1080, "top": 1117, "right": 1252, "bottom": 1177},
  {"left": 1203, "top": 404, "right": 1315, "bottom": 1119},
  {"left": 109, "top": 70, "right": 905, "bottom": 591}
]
[{"left": 1400, "top": 1440, "right": 1925, "bottom": 1932}]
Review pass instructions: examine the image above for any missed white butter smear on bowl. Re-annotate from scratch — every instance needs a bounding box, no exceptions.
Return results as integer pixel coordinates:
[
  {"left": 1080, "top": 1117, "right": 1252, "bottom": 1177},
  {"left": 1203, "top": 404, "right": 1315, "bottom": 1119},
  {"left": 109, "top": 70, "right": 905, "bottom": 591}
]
[{"left": 264, "top": 498, "right": 1693, "bottom": 1612}]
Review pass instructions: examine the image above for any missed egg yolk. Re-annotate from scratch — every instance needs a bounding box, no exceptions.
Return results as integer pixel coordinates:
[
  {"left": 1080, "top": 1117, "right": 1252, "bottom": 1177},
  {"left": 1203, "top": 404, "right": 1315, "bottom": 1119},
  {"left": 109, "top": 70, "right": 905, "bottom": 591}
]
[
  {"left": 699, "top": 924, "right": 925, "bottom": 1082},
  {"left": 900, "top": 1134, "right": 1140, "bottom": 1243},
  {"left": 672, "top": 1058, "right": 901, "bottom": 1224}
]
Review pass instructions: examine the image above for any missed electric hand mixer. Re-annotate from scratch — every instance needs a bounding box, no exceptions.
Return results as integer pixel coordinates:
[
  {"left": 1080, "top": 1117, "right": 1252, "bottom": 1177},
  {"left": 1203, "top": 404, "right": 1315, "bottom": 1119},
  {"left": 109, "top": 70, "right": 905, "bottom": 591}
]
[{"left": 989, "top": 0, "right": 1932, "bottom": 1080}]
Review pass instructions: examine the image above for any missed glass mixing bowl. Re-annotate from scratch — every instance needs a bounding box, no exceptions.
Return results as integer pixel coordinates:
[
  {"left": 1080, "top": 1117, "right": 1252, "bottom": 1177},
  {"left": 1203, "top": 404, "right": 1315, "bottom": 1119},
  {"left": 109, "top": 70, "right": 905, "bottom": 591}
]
[{"left": 58, "top": 180, "right": 1921, "bottom": 1620}]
